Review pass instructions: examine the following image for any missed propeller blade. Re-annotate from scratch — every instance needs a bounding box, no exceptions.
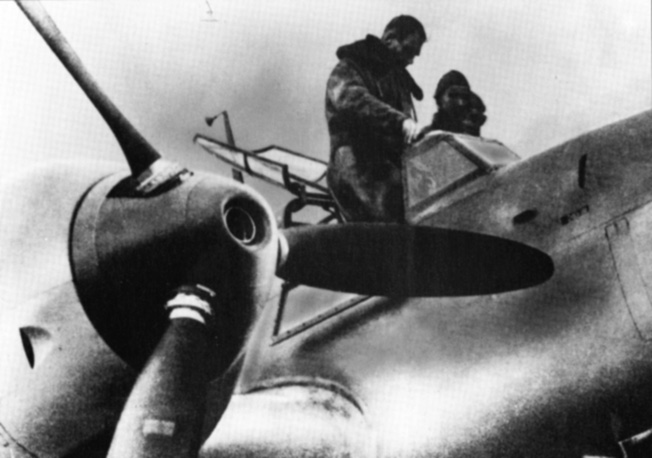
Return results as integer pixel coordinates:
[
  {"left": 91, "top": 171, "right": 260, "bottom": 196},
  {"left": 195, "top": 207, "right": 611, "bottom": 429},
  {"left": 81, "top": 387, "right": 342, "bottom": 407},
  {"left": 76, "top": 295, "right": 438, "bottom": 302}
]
[
  {"left": 278, "top": 224, "right": 554, "bottom": 297},
  {"left": 107, "top": 302, "right": 217, "bottom": 458},
  {"left": 15, "top": 0, "right": 160, "bottom": 178}
]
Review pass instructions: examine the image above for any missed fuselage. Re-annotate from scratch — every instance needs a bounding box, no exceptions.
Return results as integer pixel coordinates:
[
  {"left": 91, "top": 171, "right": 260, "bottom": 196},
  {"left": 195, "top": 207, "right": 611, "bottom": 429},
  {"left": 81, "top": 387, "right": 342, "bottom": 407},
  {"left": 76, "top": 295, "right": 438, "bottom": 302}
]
[
  {"left": 203, "top": 110, "right": 652, "bottom": 457},
  {"left": 1, "top": 111, "right": 651, "bottom": 458}
]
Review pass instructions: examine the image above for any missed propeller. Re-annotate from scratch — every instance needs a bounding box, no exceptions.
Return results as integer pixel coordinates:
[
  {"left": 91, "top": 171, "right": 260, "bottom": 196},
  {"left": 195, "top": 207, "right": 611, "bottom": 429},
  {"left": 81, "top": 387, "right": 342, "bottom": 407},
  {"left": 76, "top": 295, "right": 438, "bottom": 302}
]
[
  {"left": 16, "top": 2, "right": 555, "bottom": 457},
  {"left": 279, "top": 223, "right": 553, "bottom": 297},
  {"left": 106, "top": 306, "right": 214, "bottom": 458},
  {"left": 15, "top": 1, "right": 160, "bottom": 178}
]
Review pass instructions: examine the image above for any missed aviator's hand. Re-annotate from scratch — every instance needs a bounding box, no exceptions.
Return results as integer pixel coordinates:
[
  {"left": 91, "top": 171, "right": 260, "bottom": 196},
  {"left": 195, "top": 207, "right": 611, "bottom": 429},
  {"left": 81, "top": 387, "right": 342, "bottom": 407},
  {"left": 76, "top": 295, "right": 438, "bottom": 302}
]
[{"left": 402, "top": 118, "right": 421, "bottom": 144}]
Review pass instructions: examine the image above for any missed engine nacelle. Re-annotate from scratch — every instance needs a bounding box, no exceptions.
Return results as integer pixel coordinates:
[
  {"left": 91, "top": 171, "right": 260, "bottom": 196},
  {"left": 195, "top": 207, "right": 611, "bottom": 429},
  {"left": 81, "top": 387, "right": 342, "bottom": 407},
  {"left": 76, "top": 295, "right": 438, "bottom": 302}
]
[{"left": 0, "top": 161, "right": 279, "bottom": 456}]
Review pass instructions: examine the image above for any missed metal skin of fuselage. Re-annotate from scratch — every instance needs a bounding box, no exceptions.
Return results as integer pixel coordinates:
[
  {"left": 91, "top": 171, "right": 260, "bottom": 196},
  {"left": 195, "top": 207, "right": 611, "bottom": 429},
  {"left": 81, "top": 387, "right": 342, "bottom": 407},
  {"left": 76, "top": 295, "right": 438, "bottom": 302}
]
[
  {"left": 205, "top": 109, "right": 652, "bottom": 458},
  {"left": 1, "top": 110, "right": 644, "bottom": 458},
  {"left": 0, "top": 111, "right": 651, "bottom": 458}
]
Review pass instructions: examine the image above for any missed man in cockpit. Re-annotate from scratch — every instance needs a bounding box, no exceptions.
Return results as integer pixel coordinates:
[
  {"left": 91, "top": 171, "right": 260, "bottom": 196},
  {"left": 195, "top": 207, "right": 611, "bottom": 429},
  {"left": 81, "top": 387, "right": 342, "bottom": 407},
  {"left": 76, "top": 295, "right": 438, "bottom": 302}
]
[
  {"left": 325, "top": 15, "right": 426, "bottom": 223},
  {"left": 426, "top": 69, "right": 487, "bottom": 137}
]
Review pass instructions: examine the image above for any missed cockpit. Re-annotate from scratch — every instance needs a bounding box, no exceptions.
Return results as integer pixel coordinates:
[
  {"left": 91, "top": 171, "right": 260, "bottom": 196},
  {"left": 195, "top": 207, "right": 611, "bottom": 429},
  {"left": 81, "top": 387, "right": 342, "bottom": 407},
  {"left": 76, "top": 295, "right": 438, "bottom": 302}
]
[{"left": 195, "top": 129, "right": 520, "bottom": 226}]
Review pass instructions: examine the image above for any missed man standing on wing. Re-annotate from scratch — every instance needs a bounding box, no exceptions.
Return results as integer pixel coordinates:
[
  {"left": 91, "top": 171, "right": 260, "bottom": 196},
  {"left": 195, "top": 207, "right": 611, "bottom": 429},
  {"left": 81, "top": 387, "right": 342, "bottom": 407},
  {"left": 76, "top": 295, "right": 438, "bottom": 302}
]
[{"left": 326, "top": 15, "right": 426, "bottom": 223}]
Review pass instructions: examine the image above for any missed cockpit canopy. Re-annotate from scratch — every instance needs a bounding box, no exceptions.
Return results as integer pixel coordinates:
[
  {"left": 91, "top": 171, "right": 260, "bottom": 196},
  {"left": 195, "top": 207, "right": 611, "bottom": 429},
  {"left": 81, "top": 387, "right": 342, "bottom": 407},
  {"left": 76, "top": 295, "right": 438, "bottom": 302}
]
[{"left": 403, "top": 131, "right": 520, "bottom": 216}]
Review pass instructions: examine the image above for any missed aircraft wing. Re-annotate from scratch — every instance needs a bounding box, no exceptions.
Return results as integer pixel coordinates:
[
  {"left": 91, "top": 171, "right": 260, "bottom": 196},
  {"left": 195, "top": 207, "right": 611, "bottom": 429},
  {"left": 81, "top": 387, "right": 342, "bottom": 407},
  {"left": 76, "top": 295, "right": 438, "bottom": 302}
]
[{"left": 194, "top": 135, "right": 329, "bottom": 194}]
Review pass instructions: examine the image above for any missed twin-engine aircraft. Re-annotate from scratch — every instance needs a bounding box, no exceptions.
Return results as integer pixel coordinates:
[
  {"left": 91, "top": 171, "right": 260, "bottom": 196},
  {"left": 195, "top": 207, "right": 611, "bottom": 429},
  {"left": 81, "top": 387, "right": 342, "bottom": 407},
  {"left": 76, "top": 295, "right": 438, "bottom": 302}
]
[{"left": 2, "top": 2, "right": 651, "bottom": 457}]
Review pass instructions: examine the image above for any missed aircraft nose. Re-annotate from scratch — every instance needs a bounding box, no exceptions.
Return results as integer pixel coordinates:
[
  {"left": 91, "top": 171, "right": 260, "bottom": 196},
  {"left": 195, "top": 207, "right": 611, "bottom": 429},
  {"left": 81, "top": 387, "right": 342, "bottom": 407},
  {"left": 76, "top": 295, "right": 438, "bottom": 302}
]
[{"left": 70, "top": 171, "right": 279, "bottom": 371}]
